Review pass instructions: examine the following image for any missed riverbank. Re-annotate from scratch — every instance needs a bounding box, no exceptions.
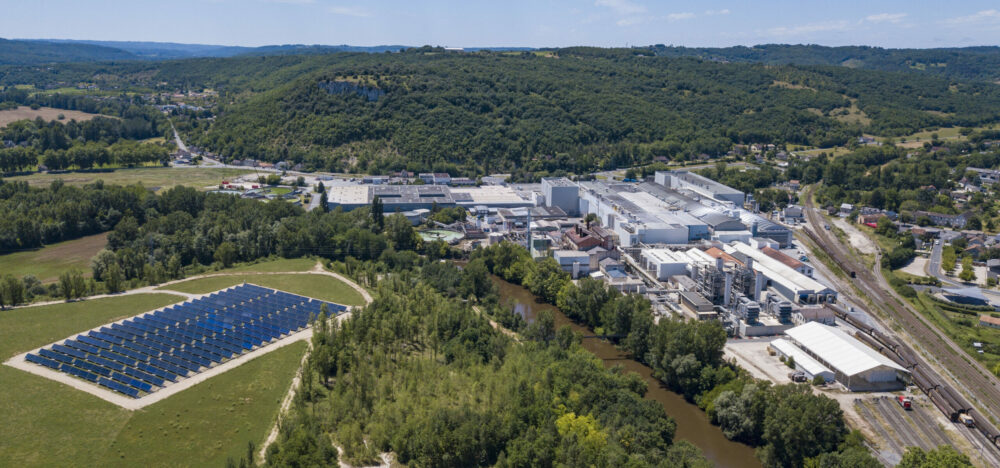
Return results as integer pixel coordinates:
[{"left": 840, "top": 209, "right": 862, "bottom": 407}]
[{"left": 490, "top": 275, "right": 761, "bottom": 468}]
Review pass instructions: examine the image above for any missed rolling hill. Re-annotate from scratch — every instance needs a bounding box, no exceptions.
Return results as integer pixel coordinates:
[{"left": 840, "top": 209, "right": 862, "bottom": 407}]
[
  {"left": 647, "top": 44, "right": 1000, "bottom": 82},
  {"left": 0, "top": 38, "right": 135, "bottom": 65}
]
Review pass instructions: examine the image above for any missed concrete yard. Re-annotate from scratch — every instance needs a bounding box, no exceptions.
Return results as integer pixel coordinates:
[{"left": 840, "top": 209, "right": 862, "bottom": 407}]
[
  {"left": 897, "top": 257, "right": 929, "bottom": 278},
  {"left": 832, "top": 217, "right": 877, "bottom": 255},
  {"left": 724, "top": 337, "right": 992, "bottom": 466},
  {"left": 724, "top": 338, "right": 793, "bottom": 384}
]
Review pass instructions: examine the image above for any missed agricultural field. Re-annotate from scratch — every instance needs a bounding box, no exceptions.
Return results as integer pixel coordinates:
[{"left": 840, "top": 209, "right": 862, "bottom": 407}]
[
  {"left": 7, "top": 167, "right": 253, "bottom": 192},
  {"left": 0, "top": 291, "right": 310, "bottom": 467},
  {"left": 0, "top": 106, "right": 109, "bottom": 127},
  {"left": 160, "top": 272, "right": 366, "bottom": 306},
  {"left": 0, "top": 232, "right": 108, "bottom": 283}
]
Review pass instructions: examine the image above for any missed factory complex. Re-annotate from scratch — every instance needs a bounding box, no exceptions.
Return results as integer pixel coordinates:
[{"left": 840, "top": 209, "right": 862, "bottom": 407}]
[{"left": 328, "top": 170, "right": 907, "bottom": 391}]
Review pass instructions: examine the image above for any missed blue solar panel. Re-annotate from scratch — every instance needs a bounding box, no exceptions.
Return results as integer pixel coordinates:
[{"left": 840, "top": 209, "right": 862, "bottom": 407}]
[
  {"left": 73, "top": 358, "right": 112, "bottom": 376},
  {"left": 77, "top": 335, "right": 111, "bottom": 350},
  {"left": 24, "top": 284, "right": 349, "bottom": 398},
  {"left": 89, "top": 354, "right": 125, "bottom": 372},
  {"left": 90, "top": 331, "right": 124, "bottom": 346},
  {"left": 99, "top": 349, "right": 136, "bottom": 367},
  {"left": 124, "top": 367, "right": 163, "bottom": 387}
]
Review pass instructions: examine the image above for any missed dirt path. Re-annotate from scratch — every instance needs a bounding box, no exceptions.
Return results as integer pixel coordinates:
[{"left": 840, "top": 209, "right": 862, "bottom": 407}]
[
  {"left": 472, "top": 306, "right": 519, "bottom": 341},
  {"left": 10, "top": 261, "right": 371, "bottom": 311},
  {"left": 4, "top": 319, "right": 314, "bottom": 410},
  {"left": 4, "top": 262, "right": 372, "bottom": 413},
  {"left": 257, "top": 263, "right": 372, "bottom": 463},
  {"left": 257, "top": 311, "right": 357, "bottom": 463}
]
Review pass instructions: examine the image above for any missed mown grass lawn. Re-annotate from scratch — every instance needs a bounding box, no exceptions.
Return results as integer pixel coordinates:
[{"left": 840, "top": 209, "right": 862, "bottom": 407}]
[
  {"left": 217, "top": 257, "right": 318, "bottom": 273},
  {"left": 0, "top": 232, "right": 108, "bottom": 283},
  {"left": 160, "top": 273, "right": 365, "bottom": 306},
  {"left": 0, "top": 293, "right": 184, "bottom": 359},
  {"left": 8, "top": 167, "right": 253, "bottom": 192},
  {"left": 0, "top": 292, "right": 308, "bottom": 467}
]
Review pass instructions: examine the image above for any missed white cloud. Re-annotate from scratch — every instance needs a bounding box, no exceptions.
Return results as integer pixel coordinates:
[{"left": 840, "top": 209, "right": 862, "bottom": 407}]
[
  {"left": 667, "top": 12, "right": 695, "bottom": 21},
  {"left": 864, "top": 13, "right": 906, "bottom": 24},
  {"left": 705, "top": 9, "right": 730, "bottom": 16},
  {"left": 616, "top": 17, "right": 644, "bottom": 26},
  {"left": 328, "top": 5, "right": 371, "bottom": 17},
  {"left": 765, "top": 20, "right": 851, "bottom": 37},
  {"left": 945, "top": 9, "right": 1000, "bottom": 25},
  {"left": 595, "top": 0, "right": 646, "bottom": 15}
]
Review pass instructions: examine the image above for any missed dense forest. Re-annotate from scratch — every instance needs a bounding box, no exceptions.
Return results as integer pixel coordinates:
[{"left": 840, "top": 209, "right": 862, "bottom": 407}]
[
  {"left": 648, "top": 44, "right": 1000, "bottom": 82},
  {"left": 266, "top": 276, "right": 709, "bottom": 467},
  {"left": 195, "top": 48, "right": 1000, "bottom": 176},
  {"left": 470, "top": 243, "right": 882, "bottom": 468},
  {"left": 0, "top": 38, "right": 136, "bottom": 65},
  {"left": 4, "top": 47, "right": 1000, "bottom": 176}
]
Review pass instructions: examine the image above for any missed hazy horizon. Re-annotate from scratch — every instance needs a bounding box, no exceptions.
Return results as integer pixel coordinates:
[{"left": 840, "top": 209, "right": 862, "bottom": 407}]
[{"left": 5, "top": 1, "right": 1000, "bottom": 49}]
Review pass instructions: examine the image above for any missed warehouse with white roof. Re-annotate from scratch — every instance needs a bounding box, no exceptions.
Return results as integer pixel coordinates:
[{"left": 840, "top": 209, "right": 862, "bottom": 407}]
[
  {"left": 784, "top": 322, "right": 909, "bottom": 391},
  {"left": 769, "top": 338, "right": 835, "bottom": 383}
]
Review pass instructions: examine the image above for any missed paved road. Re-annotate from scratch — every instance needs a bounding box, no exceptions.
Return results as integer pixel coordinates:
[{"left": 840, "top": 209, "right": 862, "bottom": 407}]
[
  {"left": 170, "top": 122, "right": 188, "bottom": 153},
  {"left": 800, "top": 185, "right": 1000, "bottom": 452},
  {"left": 307, "top": 187, "right": 324, "bottom": 211},
  {"left": 926, "top": 236, "right": 1000, "bottom": 302},
  {"left": 928, "top": 241, "right": 962, "bottom": 287}
]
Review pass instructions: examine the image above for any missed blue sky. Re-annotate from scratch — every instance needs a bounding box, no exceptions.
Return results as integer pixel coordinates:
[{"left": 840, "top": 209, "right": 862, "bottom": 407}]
[{"left": 7, "top": 0, "right": 1000, "bottom": 48}]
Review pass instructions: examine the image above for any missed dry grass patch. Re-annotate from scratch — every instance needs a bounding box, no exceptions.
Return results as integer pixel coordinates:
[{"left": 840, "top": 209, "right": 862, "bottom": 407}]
[{"left": 0, "top": 106, "right": 110, "bottom": 127}]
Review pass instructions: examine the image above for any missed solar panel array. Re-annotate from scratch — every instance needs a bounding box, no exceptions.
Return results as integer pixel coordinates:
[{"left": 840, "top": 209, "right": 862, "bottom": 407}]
[{"left": 24, "top": 284, "right": 347, "bottom": 399}]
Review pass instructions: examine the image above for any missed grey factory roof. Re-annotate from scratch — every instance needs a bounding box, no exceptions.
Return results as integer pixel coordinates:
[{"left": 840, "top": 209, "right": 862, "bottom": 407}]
[
  {"left": 542, "top": 177, "right": 578, "bottom": 187},
  {"left": 667, "top": 171, "right": 745, "bottom": 197}
]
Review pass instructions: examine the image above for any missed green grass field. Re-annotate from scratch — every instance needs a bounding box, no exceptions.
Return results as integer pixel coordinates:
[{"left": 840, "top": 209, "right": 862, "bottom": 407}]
[
  {"left": 0, "top": 232, "right": 108, "bottom": 283},
  {"left": 7, "top": 167, "right": 253, "bottom": 192},
  {"left": 160, "top": 273, "right": 365, "bottom": 306},
  {"left": 0, "top": 292, "right": 309, "bottom": 467},
  {"left": 0, "top": 293, "right": 184, "bottom": 359},
  {"left": 911, "top": 293, "right": 1000, "bottom": 371},
  {"left": 0, "top": 344, "right": 305, "bottom": 467},
  {"left": 217, "top": 257, "right": 318, "bottom": 273}
]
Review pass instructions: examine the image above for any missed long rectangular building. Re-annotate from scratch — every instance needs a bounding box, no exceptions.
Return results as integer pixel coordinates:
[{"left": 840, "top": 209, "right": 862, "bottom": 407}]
[
  {"left": 326, "top": 184, "right": 532, "bottom": 212},
  {"left": 785, "top": 322, "right": 908, "bottom": 391},
  {"left": 725, "top": 242, "right": 836, "bottom": 304}
]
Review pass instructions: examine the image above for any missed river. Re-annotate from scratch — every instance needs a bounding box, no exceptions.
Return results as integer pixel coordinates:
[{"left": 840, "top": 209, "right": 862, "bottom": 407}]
[{"left": 490, "top": 275, "right": 761, "bottom": 468}]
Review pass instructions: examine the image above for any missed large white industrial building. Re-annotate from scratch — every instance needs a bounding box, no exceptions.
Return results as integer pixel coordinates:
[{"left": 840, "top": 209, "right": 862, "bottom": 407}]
[
  {"left": 725, "top": 242, "right": 836, "bottom": 304},
  {"left": 784, "top": 322, "right": 909, "bottom": 391},
  {"left": 769, "top": 338, "right": 835, "bottom": 383},
  {"left": 327, "top": 184, "right": 532, "bottom": 211}
]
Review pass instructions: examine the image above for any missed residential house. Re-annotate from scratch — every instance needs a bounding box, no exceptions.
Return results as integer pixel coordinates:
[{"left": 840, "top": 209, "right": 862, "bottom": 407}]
[
  {"left": 912, "top": 211, "right": 971, "bottom": 229},
  {"left": 979, "top": 315, "right": 1000, "bottom": 330}
]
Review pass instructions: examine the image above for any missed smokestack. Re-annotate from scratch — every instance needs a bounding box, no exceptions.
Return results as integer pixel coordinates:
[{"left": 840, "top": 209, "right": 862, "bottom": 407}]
[
  {"left": 715, "top": 257, "right": 724, "bottom": 271},
  {"left": 724, "top": 271, "right": 734, "bottom": 307},
  {"left": 754, "top": 272, "right": 765, "bottom": 302}
]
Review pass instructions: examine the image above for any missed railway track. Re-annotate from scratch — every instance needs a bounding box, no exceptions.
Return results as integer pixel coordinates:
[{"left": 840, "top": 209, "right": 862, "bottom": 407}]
[{"left": 800, "top": 187, "right": 1000, "bottom": 454}]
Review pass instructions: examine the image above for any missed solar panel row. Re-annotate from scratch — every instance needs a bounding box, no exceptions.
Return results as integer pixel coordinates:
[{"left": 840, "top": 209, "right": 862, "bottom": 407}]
[{"left": 24, "top": 284, "right": 346, "bottom": 399}]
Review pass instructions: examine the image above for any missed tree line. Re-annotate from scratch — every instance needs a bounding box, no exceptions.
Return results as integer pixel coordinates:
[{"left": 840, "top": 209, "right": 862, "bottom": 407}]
[
  {"left": 266, "top": 270, "right": 711, "bottom": 467},
  {"left": 470, "top": 242, "right": 914, "bottom": 468}
]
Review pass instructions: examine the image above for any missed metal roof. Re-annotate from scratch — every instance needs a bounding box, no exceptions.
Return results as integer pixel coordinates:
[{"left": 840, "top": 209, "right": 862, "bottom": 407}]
[
  {"left": 785, "top": 322, "right": 908, "bottom": 376},
  {"left": 770, "top": 338, "right": 834, "bottom": 378}
]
